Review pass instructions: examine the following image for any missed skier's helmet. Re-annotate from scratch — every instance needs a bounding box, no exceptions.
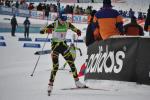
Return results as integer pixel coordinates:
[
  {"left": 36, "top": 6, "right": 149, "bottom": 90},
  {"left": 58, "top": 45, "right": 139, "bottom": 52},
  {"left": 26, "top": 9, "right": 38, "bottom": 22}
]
[{"left": 59, "top": 11, "right": 67, "bottom": 21}]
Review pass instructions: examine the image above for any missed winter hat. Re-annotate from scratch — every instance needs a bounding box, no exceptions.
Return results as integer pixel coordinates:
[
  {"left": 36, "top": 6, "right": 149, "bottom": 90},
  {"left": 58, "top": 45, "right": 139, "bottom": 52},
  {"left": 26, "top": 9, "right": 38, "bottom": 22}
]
[
  {"left": 59, "top": 11, "right": 67, "bottom": 21},
  {"left": 103, "top": 0, "right": 112, "bottom": 7},
  {"left": 59, "top": 15, "right": 67, "bottom": 21},
  {"left": 90, "top": 10, "right": 97, "bottom": 17}
]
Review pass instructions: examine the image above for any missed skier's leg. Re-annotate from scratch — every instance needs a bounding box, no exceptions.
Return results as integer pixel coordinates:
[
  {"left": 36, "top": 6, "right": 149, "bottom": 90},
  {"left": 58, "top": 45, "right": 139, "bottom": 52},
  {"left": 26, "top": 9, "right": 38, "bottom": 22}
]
[
  {"left": 62, "top": 50, "right": 86, "bottom": 88},
  {"left": 48, "top": 51, "right": 59, "bottom": 93},
  {"left": 11, "top": 27, "right": 15, "bottom": 36},
  {"left": 24, "top": 29, "right": 26, "bottom": 38},
  {"left": 49, "top": 51, "right": 59, "bottom": 84},
  {"left": 27, "top": 28, "right": 29, "bottom": 38},
  {"left": 63, "top": 51, "right": 78, "bottom": 79}
]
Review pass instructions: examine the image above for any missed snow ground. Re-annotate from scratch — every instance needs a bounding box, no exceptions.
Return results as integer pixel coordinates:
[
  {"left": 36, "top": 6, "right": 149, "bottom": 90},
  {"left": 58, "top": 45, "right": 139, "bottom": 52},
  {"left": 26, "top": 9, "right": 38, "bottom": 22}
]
[{"left": 0, "top": 33, "right": 150, "bottom": 100}]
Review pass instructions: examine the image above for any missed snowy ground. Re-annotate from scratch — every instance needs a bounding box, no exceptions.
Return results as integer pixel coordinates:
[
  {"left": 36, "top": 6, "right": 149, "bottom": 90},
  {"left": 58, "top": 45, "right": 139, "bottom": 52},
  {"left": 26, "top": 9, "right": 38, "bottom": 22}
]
[{"left": 0, "top": 33, "right": 150, "bottom": 100}]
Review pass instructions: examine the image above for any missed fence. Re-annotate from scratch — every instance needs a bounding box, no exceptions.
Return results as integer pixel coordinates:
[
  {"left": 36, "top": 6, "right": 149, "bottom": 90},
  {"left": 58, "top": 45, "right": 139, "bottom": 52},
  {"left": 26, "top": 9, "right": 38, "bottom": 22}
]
[{"left": 0, "top": 6, "right": 88, "bottom": 24}]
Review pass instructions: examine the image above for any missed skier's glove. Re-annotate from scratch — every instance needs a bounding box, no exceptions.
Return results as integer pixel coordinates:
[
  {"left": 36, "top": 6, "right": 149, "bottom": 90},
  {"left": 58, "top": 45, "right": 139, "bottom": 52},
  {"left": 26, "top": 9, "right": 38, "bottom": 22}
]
[
  {"left": 76, "top": 30, "right": 81, "bottom": 36},
  {"left": 40, "top": 30, "right": 44, "bottom": 34},
  {"left": 46, "top": 28, "right": 53, "bottom": 34}
]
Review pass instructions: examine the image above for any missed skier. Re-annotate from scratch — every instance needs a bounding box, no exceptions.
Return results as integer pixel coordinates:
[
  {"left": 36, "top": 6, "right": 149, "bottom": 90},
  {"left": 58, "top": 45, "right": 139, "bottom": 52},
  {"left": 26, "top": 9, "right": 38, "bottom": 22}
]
[
  {"left": 59, "top": 43, "right": 82, "bottom": 70},
  {"left": 11, "top": 15, "right": 18, "bottom": 37},
  {"left": 23, "top": 17, "right": 30, "bottom": 38},
  {"left": 40, "top": 14, "right": 86, "bottom": 95}
]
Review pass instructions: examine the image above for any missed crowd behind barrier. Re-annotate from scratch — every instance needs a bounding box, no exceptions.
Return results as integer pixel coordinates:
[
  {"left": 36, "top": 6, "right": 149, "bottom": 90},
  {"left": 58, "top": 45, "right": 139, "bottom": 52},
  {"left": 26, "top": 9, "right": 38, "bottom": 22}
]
[
  {"left": 0, "top": 5, "right": 147, "bottom": 24},
  {"left": 0, "top": 0, "right": 147, "bottom": 19},
  {"left": 0, "top": 5, "right": 89, "bottom": 24}
]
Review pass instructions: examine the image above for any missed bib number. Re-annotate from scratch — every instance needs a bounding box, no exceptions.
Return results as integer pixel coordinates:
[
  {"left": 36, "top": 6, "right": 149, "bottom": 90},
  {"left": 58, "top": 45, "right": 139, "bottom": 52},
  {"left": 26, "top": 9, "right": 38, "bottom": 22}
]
[{"left": 52, "top": 32, "right": 66, "bottom": 40}]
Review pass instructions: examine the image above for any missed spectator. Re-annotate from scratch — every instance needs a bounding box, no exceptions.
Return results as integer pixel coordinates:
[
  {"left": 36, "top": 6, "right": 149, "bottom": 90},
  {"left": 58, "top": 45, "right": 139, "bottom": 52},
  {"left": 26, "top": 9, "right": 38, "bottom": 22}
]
[
  {"left": 138, "top": 12, "right": 143, "bottom": 20},
  {"left": 5, "top": 0, "right": 11, "bottom": 7},
  {"left": 0, "top": 0, "right": 4, "bottom": 5},
  {"left": 144, "top": 5, "right": 150, "bottom": 35},
  {"left": 28, "top": 2, "right": 34, "bottom": 10},
  {"left": 11, "top": 15, "right": 18, "bottom": 37},
  {"left": 86, "top": 10, "right": 101, "bottom": 46},
  {"left": 93, "top": 0, "right": 123, "bottom": 40},
  {"left": 19, "top": 1, "right": 28, "bottom": 9},
  {"left": 37, "top": 3, "right": 43, "bottom": 11},
  {"left": 129, "top": 8, "right": 135, "bottom": 18},
  {"left": 45, "top": 4, "right": 50, "bottom": 18},
  {"left": 15, "top": 0, "right": 19, "bottom": 9},
  {"left": 23, "top": 17, "right": 30, "bottom": 38},
  {"left": 124, "top": 16, "right": 144, "bottom": 36},
  {"left": 85, "top": 6, "right": 92, "bottom": 15}
]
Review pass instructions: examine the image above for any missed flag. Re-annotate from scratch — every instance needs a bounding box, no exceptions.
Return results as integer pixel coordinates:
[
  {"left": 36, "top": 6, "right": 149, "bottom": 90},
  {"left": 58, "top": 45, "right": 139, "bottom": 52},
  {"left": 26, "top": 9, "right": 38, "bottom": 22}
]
[{"left": 78, "top": 63, "right": 87, "bottom": 77}]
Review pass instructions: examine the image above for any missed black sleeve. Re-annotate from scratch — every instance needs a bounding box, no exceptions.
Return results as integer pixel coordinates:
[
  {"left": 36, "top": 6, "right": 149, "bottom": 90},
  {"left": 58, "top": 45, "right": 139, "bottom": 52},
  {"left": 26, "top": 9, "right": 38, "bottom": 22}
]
[
  {"left": 68, "top": 22, "right": 78, "bottom": 32},
  {"left": 46, "top": 23, "right": 55, "bottom": 29},
  {"left": 138, "top": 25, "right": 144, "bottom": 36},
  {"left": 85, "top": 23, "right": 95, "bottom": 46},
  {"left": 144, "top": 19, "right": 148, "bottom": 31},
  {"left": 123, "top": 24, "right": 129, "bottom": 35}
]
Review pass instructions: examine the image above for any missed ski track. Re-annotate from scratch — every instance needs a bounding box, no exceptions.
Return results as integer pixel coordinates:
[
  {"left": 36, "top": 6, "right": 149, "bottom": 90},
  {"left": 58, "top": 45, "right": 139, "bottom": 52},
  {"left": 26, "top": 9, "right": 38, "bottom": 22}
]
[{"left": 0, "top": 31, "right": 150, "bottom": 100}]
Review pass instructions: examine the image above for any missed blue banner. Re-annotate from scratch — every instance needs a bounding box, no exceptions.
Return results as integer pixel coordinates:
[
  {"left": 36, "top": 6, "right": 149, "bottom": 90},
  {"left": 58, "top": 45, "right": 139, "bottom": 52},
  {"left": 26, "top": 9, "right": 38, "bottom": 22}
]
[
  {"left": 35, "top": 38, "right": 51, "bottom": 42},
  {"left": 0, "top": 42, "right": 6, "bottom": 47},
  {"left": 18, "top": 38, "right": 32, "bottom": 41},
  {"left": 23, "top": 43, "right": 41, "bottom": 48},
  {"left": 0, "top": 36, "right": 4, "bottom": 40}
]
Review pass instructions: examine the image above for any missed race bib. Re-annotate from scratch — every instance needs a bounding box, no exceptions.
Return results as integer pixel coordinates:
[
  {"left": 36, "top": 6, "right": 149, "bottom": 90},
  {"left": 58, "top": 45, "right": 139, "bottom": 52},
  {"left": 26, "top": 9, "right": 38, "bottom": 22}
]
[{"left": 52, "top": 32, "right": 66, "bottom": 41}]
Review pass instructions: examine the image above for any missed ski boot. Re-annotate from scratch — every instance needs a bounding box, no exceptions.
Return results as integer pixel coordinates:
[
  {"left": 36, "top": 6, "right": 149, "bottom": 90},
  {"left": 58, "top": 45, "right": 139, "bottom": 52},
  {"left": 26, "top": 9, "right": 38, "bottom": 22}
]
[
  {"left": 47, "top": 82, "right": 53, "bottom": 96},
  {"left": 75, "top": 80, "right": 87, "bottom": 88}
]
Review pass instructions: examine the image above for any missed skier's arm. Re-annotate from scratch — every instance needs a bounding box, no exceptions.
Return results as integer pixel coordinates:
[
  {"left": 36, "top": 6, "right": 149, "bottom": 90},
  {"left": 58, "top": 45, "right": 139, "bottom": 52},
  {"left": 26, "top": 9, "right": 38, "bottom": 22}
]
[
  {"left": 40, "top": 23, "right": 55, "bottom": 34},
  {"left": 68, "top": 22, "right": 81, "bottom": 36}
]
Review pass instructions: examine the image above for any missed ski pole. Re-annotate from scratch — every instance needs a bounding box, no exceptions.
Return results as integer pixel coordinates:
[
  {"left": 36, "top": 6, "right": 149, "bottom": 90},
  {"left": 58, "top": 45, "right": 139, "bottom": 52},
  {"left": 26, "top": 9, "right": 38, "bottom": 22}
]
[
  {"left": 76, "top": 36, "right": 79, "bottom": 48},
  {"left": 30, "top": 33, "right": 49, "bottom": 77}
]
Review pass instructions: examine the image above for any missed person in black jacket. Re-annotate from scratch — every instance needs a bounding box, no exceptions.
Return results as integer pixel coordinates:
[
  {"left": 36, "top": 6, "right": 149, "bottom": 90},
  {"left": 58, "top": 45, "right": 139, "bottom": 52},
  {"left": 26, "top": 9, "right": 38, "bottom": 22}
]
[
  {"left": 86, "top": 10, "right": 100, "bottom": 46},
  {"left": 144, "top": 5, "right": 150, "bottom": 35},
  {"left": 11, "top": 15, "right": 18, "bottom": 36},
  {"left": 23, "top": 17, "right": 30, "bottom": 38}
]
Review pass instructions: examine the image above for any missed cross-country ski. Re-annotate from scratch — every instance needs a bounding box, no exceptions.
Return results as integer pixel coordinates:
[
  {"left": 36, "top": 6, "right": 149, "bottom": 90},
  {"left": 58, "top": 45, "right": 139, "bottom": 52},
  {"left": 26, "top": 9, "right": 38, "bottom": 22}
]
[{"left": 34, "top": 50, "right": 51, "bottom": 55}]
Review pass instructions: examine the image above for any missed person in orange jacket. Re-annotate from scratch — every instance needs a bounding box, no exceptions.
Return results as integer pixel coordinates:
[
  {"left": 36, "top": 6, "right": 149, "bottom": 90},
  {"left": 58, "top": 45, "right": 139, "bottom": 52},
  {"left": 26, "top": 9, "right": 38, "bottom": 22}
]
[{"left": 93, "top": 0, "right": 124, "bottom": 40}]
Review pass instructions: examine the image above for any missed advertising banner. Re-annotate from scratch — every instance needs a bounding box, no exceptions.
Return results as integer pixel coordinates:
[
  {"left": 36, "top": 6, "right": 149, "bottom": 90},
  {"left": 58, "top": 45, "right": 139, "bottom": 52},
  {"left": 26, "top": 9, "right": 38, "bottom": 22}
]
[
  {"left": 36, "top": 11, "right": 44, "bottom": 19},
  {"left": 18, "top": 9, "right": 30, "bottom": 17},
  {"left": 50, "top": 12, "right": 58, "bottom": 20},
  {"left": 65, "top": 14, "right": 73, "bottom": 22},
  {"left": 85, "top": 37, "right": 150, "bottom": 85},
  {"left": 73, "top": 15, "right": 88, "bottom": 24},
  {"left": 0, "top": 6, "right": 12, "bottom": 15},
  {"left": 30, "top": 10, "right": 37, "bottom": 18}
]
